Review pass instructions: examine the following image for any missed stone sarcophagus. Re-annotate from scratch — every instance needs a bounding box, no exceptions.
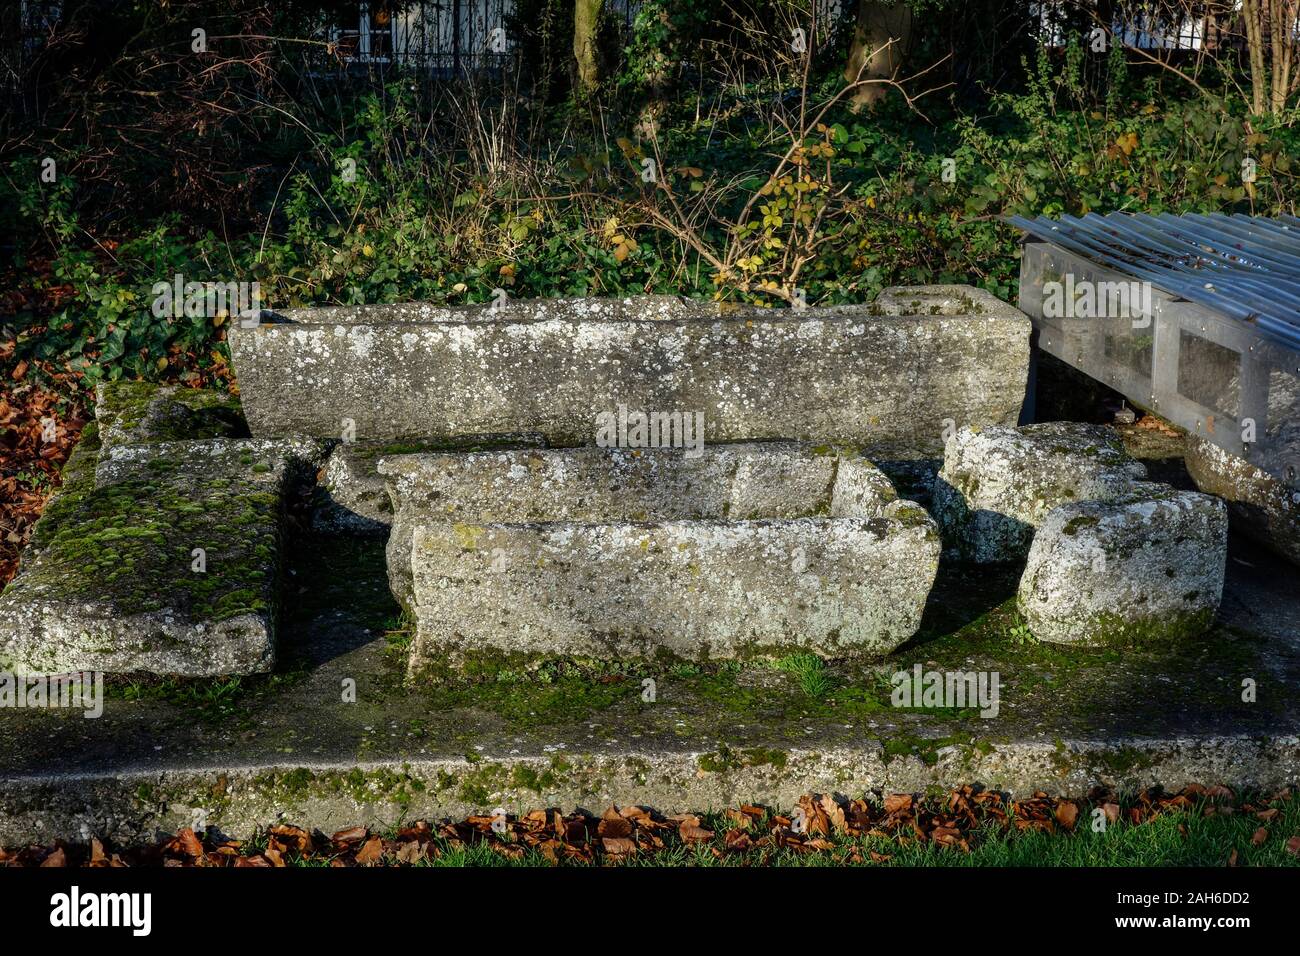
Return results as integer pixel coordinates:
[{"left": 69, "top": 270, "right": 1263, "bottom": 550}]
[
  {"left": 380, "top": 443, "right": 941, "bottom": 669},
  {"left": 227, "top": 291, "right": 1031, "bottom": 453}
]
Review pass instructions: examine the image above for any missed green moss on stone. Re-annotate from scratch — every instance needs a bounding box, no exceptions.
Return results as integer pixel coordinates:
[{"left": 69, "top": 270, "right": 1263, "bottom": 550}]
[{"left": 17, "top": 470, "right": 282, "bottom": 623}]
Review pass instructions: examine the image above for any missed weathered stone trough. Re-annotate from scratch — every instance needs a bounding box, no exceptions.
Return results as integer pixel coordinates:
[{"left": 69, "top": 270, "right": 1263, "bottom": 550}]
[
  {"left": 381, "top": 444, "right": 941, "bottom": 668},
  {"left": 228, "top": 291, "right": 1031, "bottom": 451}
]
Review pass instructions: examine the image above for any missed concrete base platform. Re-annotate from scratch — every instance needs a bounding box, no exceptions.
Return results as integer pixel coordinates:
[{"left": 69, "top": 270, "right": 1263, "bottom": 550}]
[{"left": 1, "top": 524, "right": 1297, "bottom": 844}]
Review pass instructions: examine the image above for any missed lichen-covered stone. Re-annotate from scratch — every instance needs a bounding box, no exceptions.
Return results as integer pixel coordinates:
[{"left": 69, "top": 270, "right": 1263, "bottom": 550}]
[
  {"left": 1184, "top": 436, "right": 1300, "bottom": 567},
  {"left": 0, "top": 467, "right": 277, "bottom": 676},
  {"left": 263, "top": 293, "right": 702, "bottom": 325},
  {"left": 381, "top": 443, "right": 899, "bottom": 613},
  {"left": 410, "top": 513, "right": 938, "bottom": 665},
  {"left": 1018, "top": 487, "right": 1228, "bottom": 646},
  {"left": 95, "top": 381, "right": 244, "bottom": 450},
  {"left": 312, "top": 436, "right": 545, "bottom": 536},
  {"left": 390, "top": 444, "right": 939, "bottom": 665},
  {"left": 0, "top": 414, "right": 327, "bottom": 675},
  {"left": 866, "top": 284, "right": 1011, "bottom": 317},
  {"left": 933, "top": 422, "right": 1147, "bottom": 563},
  {"left": 229, "top": 288, "right": 1030, "bottom": 451},
  {"left": 95, "top": 437, "right": 325, "bottom": 488}
]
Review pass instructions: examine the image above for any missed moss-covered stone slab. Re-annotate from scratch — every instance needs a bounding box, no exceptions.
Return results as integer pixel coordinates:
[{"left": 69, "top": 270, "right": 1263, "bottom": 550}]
[
  {"left": 0, "top": 439, "right": 323, "bottom": 676},
  {"left": 1185, "top": 436, "right": 1300, "bottom": 567},
  {"left": 227, "top": 288, "right": 1030, "bottom": 450},
  {"left": 94, "top": 381, "right": 245, "bottom": 450},
  {"left": 1018, "top": 487, "right": 1228, "bottom": 646},
  {"left": 933, "top": 422, "right": 1148, "bottom": 563},
  {"left": 390, "top": 445, "right": 938, "bottom": 666},
  {"left": 0, "top": 383, "right": 328, "bottom": 676}
]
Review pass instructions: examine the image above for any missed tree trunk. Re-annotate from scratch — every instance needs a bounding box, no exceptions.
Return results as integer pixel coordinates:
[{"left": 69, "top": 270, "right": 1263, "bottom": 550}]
[
  {"left": 573, "top": 0, "right": 604, "bottom": 94},
  {"left": 843, "top": 1, "right": 913, "bottom": 110},
  {"left": 1242, "top": 0, "right": 1270, "bottom": 116}
]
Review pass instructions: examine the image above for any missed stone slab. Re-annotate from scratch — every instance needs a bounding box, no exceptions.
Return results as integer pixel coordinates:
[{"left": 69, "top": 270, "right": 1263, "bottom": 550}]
[
  {"left": 0, "top": 439, "right": 322, "bottom": 676},
  {"left": 0, "top": 384, "right": 328, "bottom": 677},
  {"left": 228, "top": 288, "right": 1031, "bottom": 449}
]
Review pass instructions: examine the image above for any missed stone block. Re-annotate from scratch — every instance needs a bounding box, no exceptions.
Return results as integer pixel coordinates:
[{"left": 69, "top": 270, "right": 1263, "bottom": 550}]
[
  {"left": 386, "top": 444, "right": 940, "bottom": 666},
  {"left": 933, "top": 422, "right": 1147, "bottom": 563},
  {"left": 1184, "top": 436, "right": 1300, "bottom": 567},
  {"left": 1018, "top": 487, "right": 1228, "bottom": 646},
  {"left": 311, "top": 435, "right": 545, "bottom": 536},
  {"left": 0, "top": 385, "right": 327, "bottom": 676}
]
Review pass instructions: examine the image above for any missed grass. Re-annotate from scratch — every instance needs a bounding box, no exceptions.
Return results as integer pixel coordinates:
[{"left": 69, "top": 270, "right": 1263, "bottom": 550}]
[
  {"left": 772, "top": 654, "right": 835, "bottom": 698},
  {"left": 266, "top": 797, "right": 1300, "bottom": 867}
]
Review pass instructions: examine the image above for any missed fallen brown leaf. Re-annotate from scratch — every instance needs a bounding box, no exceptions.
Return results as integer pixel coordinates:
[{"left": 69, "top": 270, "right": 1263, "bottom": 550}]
[
  {"left": 677, "top": 817, "right": 715, "bottom": 844},
  {"left": 393, "top": 841, "right": 426, "bottom": 865},
  {"left": 597, "top": 807, "right": 633, "bottom": 840},
  {"left": 177, "top": 828, "right": 205, "bottom": 857},
  {"left": 884, "top": 793, "right": 913, "bottom": 814},
  {"left": 332, "top": 826, "right": 368, "bottom": 844},
  {"left": 354, "top": 837, "right": 384, "bottom": 866},
  {"left": 601, "top": 837, "right": 636, "bottom": 857},
  {"left": 1055, "top": 800, "right": 1079, "bottom": 830}
]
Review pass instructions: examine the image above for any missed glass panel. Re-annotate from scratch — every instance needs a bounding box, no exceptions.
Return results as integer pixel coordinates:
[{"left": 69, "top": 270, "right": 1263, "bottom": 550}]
[{"left": 1177, "top": 330, "right": 1240, "bottom": 420}]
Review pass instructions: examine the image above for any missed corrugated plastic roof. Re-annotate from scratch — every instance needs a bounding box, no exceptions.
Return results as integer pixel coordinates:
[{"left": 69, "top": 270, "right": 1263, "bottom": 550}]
[{"left": 1010, "top": 212, "right": 1300, "bottom": 350}]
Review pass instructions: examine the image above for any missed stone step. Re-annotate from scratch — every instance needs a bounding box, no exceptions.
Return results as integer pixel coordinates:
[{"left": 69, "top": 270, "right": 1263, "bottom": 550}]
[
  {"left": 3, "top": 526, "right": 1297, "bottom": 845},
  {"left": 228, "top": 288, "right": 1031, "bottom": 449}
]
